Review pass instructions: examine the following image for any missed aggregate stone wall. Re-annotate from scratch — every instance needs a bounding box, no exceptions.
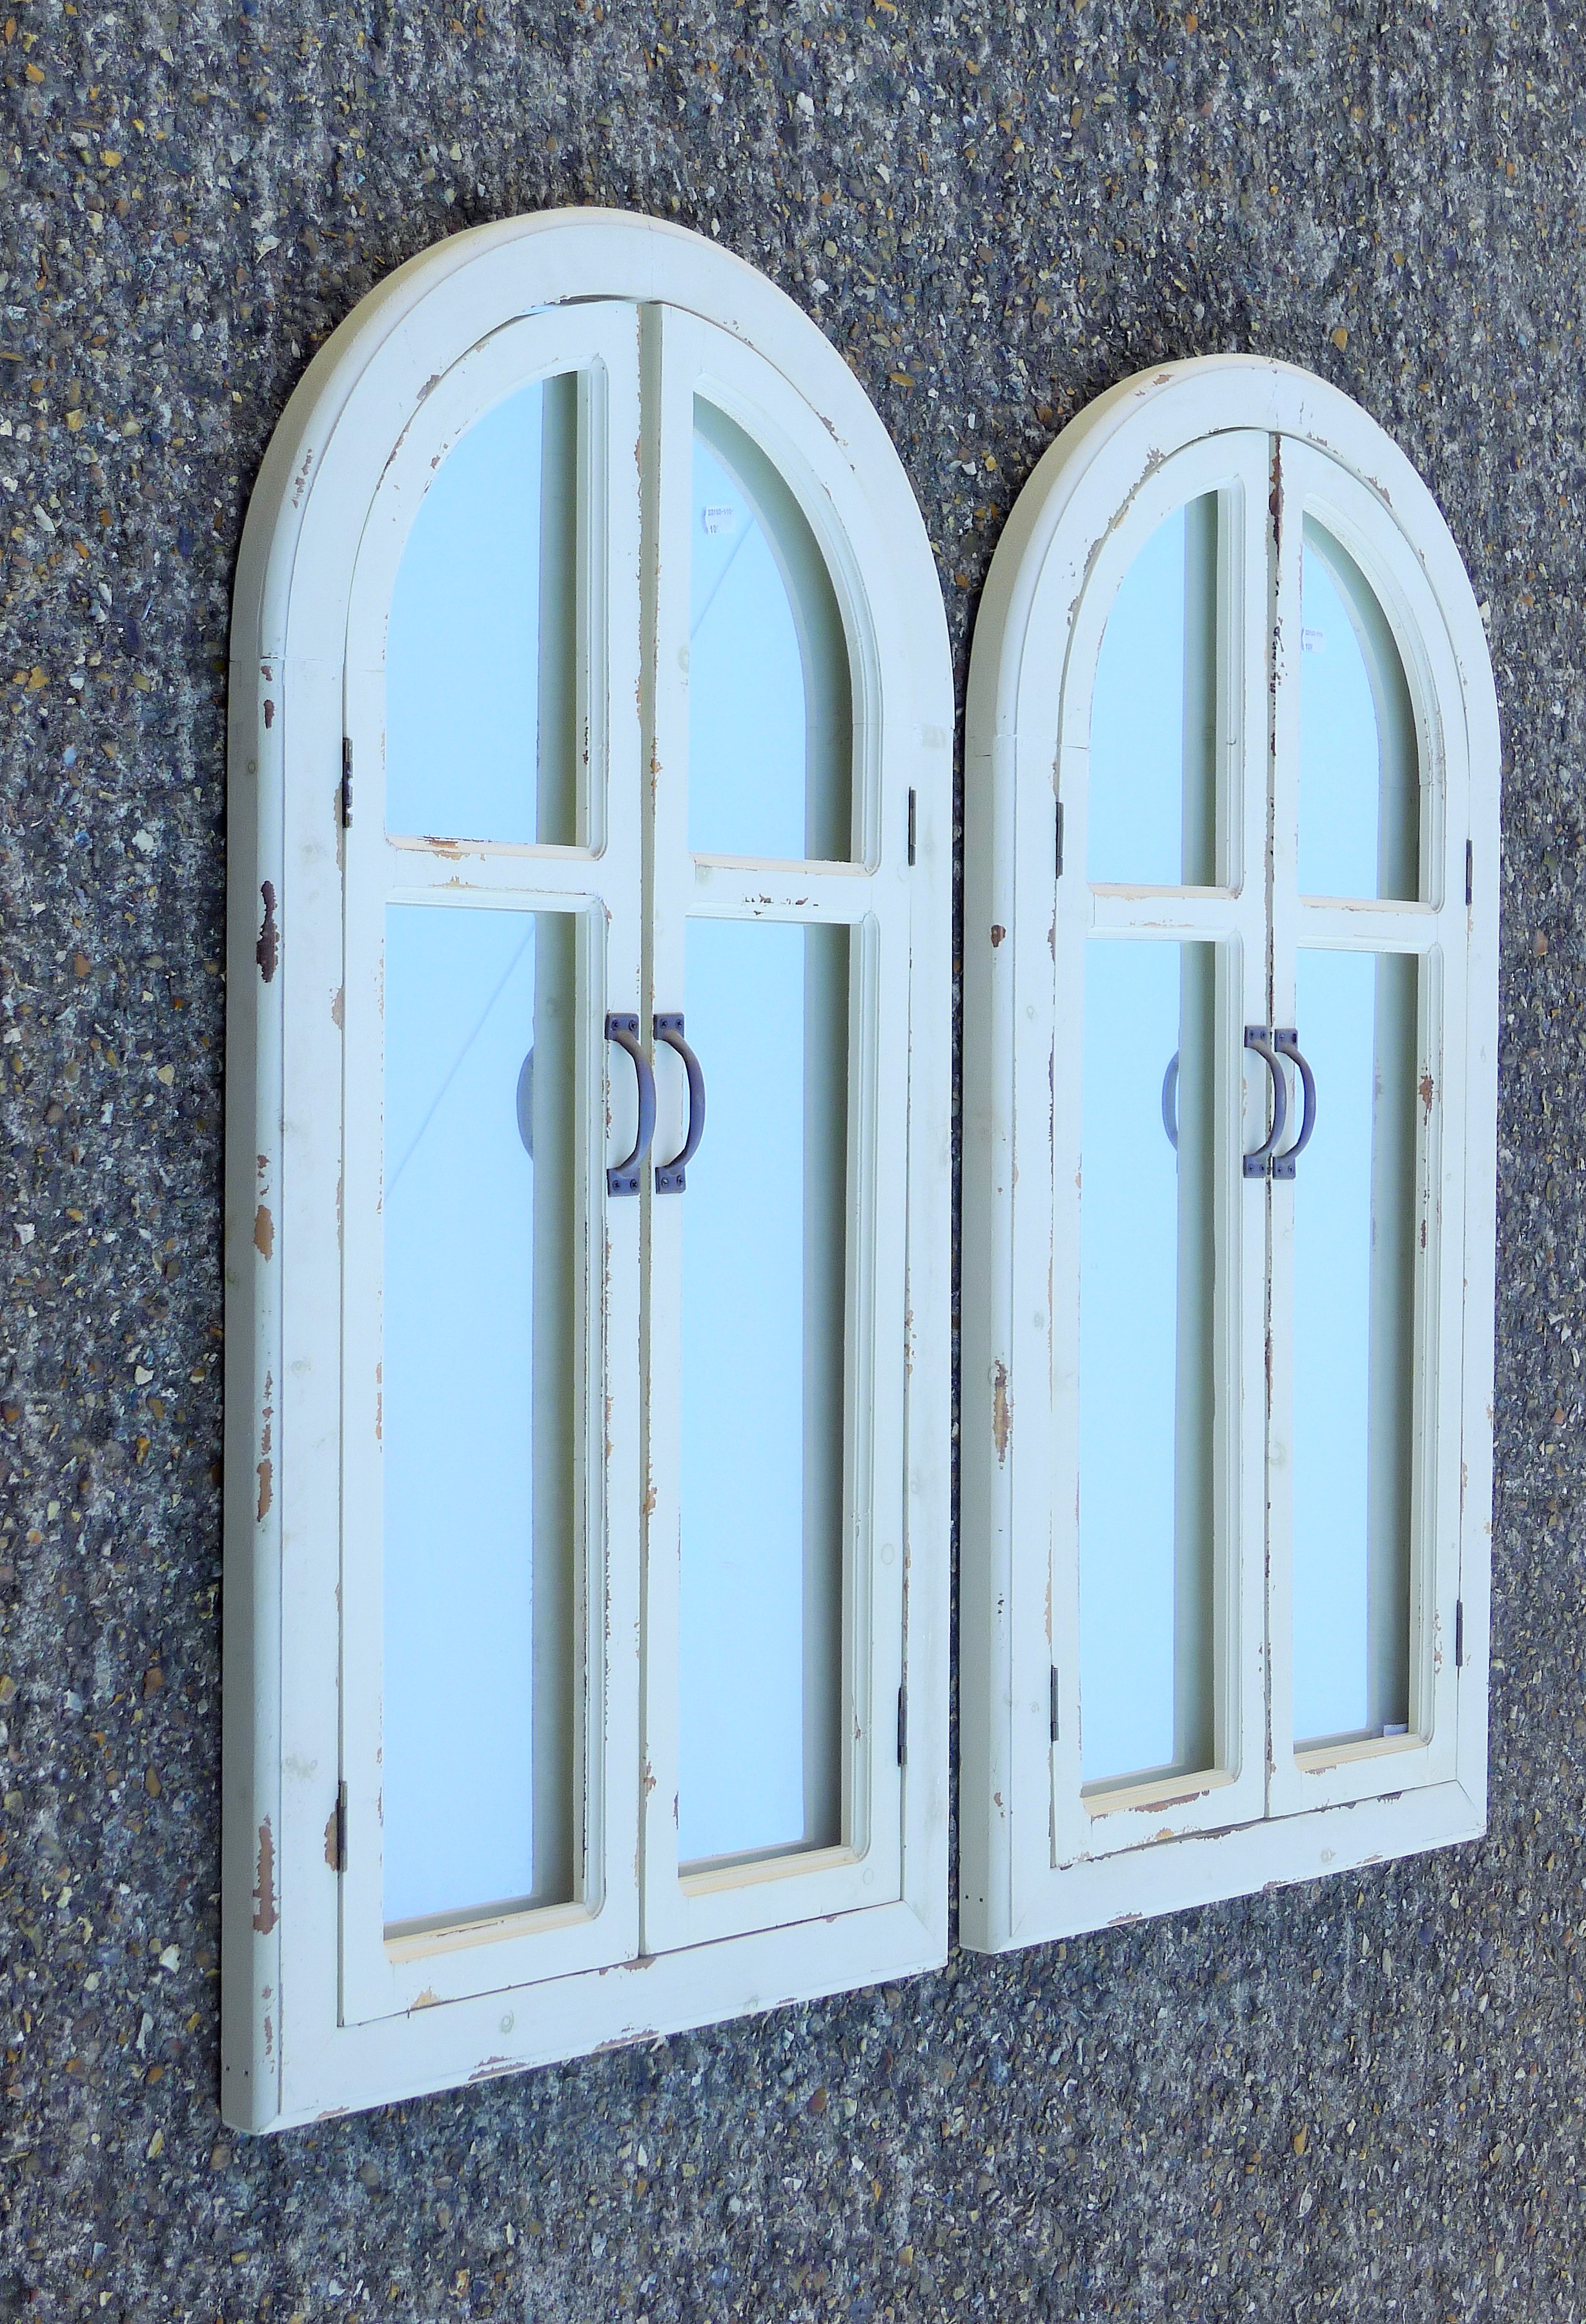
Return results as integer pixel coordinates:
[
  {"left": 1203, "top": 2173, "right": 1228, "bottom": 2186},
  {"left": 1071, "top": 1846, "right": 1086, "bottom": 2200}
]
[{"left": 1, "top": 0, "right": 1582, "bottom": 2315}]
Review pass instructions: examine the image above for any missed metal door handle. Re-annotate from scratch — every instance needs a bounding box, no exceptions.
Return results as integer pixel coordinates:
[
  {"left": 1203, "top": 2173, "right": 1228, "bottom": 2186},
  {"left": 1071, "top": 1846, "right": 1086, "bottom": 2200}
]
[
  {"left": 1243, "top": 1026, "right": 1288, "bottom": 1178},
  {"left": 1270, "top": 1028, "right": 1317, "bottom": 1180},
  {"left": 1161, "top": 1051, "right": 1179, "bottom": 1151},
  {"left": 516, "top": 1047, "right": 534, "bottom": 1159},
  {"left": 605, "top": 1013, "right": 655, "bottom": 1197},
  {"left": 653, "top": 1013, "right": 706, "bottom": 1193}
]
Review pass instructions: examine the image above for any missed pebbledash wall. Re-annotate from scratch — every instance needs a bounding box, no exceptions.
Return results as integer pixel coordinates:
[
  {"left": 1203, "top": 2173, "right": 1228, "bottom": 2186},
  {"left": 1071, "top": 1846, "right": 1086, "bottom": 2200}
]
[{"left": 0, "top": 0, "right": 1580, "bottom": 2315}]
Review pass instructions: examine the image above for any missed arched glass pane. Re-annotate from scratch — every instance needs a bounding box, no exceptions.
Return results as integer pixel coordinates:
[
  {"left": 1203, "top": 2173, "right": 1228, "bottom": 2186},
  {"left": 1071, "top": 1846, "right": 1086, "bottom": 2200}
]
[
  {"left": 382, "top": 904, "right": 578, "bottom": 1928},
  {"left": 689, "top": 401, "right": 853, "bottom": 862},
  {"left": 1087, "top": 494, "right": 1219, "bottom": 887},
  {"left": 385, "top": 374, "right": 578, "bottom": 847},
  {"left": 1298, "top": 519, "right": 1419, "bottom": 900}
]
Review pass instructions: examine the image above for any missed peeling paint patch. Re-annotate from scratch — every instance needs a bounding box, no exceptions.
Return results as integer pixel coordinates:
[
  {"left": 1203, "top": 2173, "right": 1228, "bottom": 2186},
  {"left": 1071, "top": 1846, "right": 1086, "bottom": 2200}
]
[
  {"left": 252, "top": 1817, "right": 278, "bottom": 1935},
  {"left": 257, "top": 1374, "right": 274, "bottom": 1521},
  {"left": 256, "top": 881, "right": 279, "bottom": 982},
  {"left": 991, "top": 923, "right": 1006, "bottom": 947},
  {"left": 253, "top": 1204, "right": 274, "bottom": 1260},
  {"left": 992, "top": 1360, "right": 1012, "bottom": 1465},
  {"left": 263, "top": 697, "right": 275, "bottom": 729}
]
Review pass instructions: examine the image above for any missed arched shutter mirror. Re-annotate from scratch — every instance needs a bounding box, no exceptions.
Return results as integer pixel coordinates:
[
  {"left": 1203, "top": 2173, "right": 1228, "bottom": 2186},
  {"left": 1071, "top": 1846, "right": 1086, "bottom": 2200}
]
[
  {"left": 223, "top": 214, "right": 951, "bottom": 2130},
  {"left": 962, "top": 357, "right": 1499, "bottom": 1952}
]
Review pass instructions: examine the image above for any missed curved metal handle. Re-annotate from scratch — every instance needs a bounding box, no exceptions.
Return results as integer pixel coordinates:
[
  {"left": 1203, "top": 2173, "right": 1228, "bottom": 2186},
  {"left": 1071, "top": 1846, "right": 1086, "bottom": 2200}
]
[
  {"left": 1242, "top": 1025, "right": 1288, "bottom": 1178},
  {"left": 1161, "top": 1052, "right": 1179, "bottom": 1152},
  {"left": 653, "top": 1013, "right": 706, "bottom": 1193},
  {"left": 1270, "top": 1028, "right": 1317, "bottom": 1181},
  {"left": 516, "top": 1046, "right": 535, "bottom": 1160},
  {"left": 605, "top": 1013, "right": 655, "bottom": 1198}
]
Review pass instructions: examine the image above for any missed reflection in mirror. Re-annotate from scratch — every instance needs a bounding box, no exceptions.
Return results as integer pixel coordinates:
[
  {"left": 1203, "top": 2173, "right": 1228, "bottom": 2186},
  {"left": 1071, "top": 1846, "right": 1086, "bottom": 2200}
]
[
  {"left": 1291, "top": 948, "right": 1418, "bottom": 1748},
  {"left": 386, "top": 374, "right": 579, "bottom": 847},
  {"left": 1079, "top": 937, "right": 1217, "bottom": 1789},
  {"left": 1299, "top": 519, "right": 1419, "bottom": 900},
  {"left": 383, "top": 904, "right": 579, "bottom": 1928},
  {"left": 1088, "top": 494, "right": 1220, "bottom": 887},
  {"left": 678, "top": 918, "right": 848, "bottom": 1866},
  {"left": 689, "top": 402, "right": 853, "bottom": 862}
]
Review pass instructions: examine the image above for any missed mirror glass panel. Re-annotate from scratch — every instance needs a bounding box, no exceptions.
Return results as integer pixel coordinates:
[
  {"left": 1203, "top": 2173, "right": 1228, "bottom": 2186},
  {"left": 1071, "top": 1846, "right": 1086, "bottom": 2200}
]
[
  {"left": 1088, "top": 495, "right": 1220, "bottom": 888},
  {"left": 1079, "top": 936, "right": 1218, "bottom": 1789},
  {"left": 1290, "top": 947, "right": 1418, "bottom": 1747},
  {"left": 382, "top": 904, "right": 579, "bottom": 1928},
  {"left": 386, "top": 374, "right": 580, "bottom": 848},
  {"left": 1299, "top": 518, "right": 1420, "bottom": 900},
  {"left": 689, "top": 401, "right": 853, "bottom": 863},
  {"left": 678, "top": 918, "right": 848, "bottom": 1866}
]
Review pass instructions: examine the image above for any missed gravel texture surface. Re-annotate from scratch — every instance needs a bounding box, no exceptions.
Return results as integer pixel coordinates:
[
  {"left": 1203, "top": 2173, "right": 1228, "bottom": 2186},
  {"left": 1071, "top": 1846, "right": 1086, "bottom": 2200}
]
[{"left": 0, "top": 0, "right": 1576, "bottom": 2316}]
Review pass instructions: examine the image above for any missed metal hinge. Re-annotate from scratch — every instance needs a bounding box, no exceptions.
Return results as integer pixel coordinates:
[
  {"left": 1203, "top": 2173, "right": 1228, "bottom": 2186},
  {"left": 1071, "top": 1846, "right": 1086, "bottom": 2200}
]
[
  {"left": 1050, "top": 1664, "right": 1060, "bottom": 1743},
  {"left": 1465, "top": 838, "right": 1472, "bottom": 909},
  {"left": 897, "top": 1684, "right": 908, "bottom": 1767},
  {"left": 331, "top": 1780, "right": 348, "bottom": 1872},
  {"left": 340, "top": 736, "right": 354, "bottom": 829},
  {"left": 907, "top": 787, "right": 917, "bottom": 867},
  {"left": 1455, "top": 1599, "right": 1465, "bottom": 1670},
  {"left": 1055, "top": 799, "right": 1065, "bottom": 880}
]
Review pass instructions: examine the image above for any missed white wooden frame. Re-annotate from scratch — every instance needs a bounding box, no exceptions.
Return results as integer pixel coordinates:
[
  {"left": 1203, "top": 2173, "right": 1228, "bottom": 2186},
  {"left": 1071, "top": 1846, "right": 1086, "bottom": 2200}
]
[
  {"left": 638, "top": 305, "right": 911, "bottom": 1955},
  {"left": 1265, "top": 439, "right": 1468, "bottom": 1819},
  {"left": 1048, "top": 430, "right": 1269, "bottom": 1866},
  {"left": 961, "top": 356, "right": 1498, "bottom": 1954},
  {"left": 223, "top": 211, "right": 952, "bottom": 2132}
]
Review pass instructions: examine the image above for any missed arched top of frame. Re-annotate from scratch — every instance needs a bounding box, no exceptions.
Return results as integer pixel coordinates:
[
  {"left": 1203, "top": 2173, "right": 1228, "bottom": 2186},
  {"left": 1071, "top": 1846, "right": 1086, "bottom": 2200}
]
[
  {"left": 968, "top": 354, "right": 1498, "bottom": 798},
  {"left": 231, "top": 207, "right": 950, "bottom": 731}
]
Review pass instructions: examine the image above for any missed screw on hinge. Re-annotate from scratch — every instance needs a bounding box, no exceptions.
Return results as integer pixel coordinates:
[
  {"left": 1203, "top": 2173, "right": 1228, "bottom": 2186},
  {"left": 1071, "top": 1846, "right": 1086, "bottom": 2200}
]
[
  {"left": 1455, "top": 1599, "right": 1465, "bottom": 1670},
  {"left": 907, "top": 787, "right": 917, "bottom": 867},
  {"left": 1055, "top": 799, "right": 1065, "bottom": 880},
  {"left": 341, "top": 736, "right": 354, "bottom": 829},
  {"left": 1050, "top": 1664, "right": 1060, "bottom": 1743},
  {"left": 1465, "top": 839, "right": 1472, "bottom": 909},
  {"left": 897, "top": 1684, "right": 908, "bottom": 1768}
]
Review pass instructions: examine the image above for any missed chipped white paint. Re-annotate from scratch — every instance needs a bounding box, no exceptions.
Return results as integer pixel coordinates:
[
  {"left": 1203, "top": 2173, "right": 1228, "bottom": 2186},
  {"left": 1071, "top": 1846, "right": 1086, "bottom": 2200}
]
[
  {"left": 959, "top": 356, "right": 1499, "bottom": 1955},
  {"left": 223, "top": 210, "right": 952, "bottom": 2132}
]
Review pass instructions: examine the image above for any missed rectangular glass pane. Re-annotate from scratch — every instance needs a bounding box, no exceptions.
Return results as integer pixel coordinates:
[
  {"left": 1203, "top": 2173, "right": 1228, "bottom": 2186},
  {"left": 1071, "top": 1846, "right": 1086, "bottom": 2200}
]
[
  {"left": 1291, "top": 949, "right": 1418, "bottom": 1746},
  {"left": 1079, "top": 938, "right": 1217, "bottom": 1788},
  {"left": 385, "top": 372, "right": 579, "bottom": 847},
  {"left": 678, "top": 918, "right": 848, "bottom": 1866},
  {"left": 1086, "top": 494, "right": 1219, "bottom": 887},
  {"left": 382, "top": 904, "right": 578, "bottom": 1927},
  {"left": 1298, "top": 516, "right": 1419, "bottom": 900},
  {"left": 688, "top": 400, "right": 853, "bottom": 863}
]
